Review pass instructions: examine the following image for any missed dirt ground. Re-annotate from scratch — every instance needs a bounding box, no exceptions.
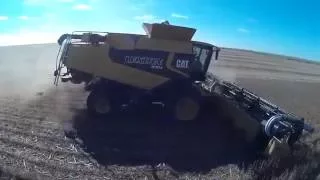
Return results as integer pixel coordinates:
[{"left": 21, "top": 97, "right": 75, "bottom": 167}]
[{"left": 0, "top": 44, "right": 319, "bottom": 180}]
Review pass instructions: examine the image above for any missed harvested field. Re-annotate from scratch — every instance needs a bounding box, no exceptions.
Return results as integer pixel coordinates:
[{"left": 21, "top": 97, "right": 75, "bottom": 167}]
[{"left": 0, "top": 44, "right": 319, "bottom": 180}]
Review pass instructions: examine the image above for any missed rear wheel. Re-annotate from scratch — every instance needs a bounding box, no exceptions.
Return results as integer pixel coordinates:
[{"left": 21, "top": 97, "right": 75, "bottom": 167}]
[{"left": 86, "top": 89, "right": 118, "bottom": 117}]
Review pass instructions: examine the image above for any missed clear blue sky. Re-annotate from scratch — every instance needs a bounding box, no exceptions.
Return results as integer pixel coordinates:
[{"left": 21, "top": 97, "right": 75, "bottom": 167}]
[{"left": 0, "top": 0, "right": 319, "bottom": 61}]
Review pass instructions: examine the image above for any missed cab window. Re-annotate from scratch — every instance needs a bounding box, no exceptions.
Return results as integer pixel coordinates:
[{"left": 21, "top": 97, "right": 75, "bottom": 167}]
[{"left": 192, "top": 45, "right": 212, "bottom": 72}]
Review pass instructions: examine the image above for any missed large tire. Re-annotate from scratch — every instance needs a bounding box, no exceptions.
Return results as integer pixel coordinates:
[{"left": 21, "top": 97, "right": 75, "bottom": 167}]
[
  {"left": 86, "top": 89, "right": 118, "bottom": 117},
  {"left": 164, "top": 87, "right": 202, "bottom": 121}
]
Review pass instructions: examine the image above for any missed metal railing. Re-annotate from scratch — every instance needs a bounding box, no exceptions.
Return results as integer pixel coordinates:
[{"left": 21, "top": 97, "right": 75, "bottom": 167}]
[
  {"left": 54, "top": 31, "right": 110, "bottom": 85},
  {"left": 68, "top": 31, "right": 109, "bottom": 45},
  {"left": 54, "top": 35, "right": 72, "bottom": 86}
]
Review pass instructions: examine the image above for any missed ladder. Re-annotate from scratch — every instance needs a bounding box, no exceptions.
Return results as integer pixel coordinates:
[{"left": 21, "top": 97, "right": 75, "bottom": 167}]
[{"left": 54, "top": 35, "right": 72, "bottom": 86}]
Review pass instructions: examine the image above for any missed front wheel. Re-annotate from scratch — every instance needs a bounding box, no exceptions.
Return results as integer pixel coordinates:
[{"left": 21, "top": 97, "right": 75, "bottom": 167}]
[
  {"left": 164, "top": 90, "right": 202, "bottom": 121},
  {"left": 175, "top": 96, "right": 201, "bottom": 121}
]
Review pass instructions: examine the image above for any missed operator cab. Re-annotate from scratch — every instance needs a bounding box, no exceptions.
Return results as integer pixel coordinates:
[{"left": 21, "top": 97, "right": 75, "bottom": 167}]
[{"left": 190, "top": 41, "right": 220, "bottom": 81}]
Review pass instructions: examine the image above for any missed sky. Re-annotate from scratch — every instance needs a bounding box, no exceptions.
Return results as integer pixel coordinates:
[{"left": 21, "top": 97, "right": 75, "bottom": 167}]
[{"left": 0, "top": 0, "right": 319, "bottom": 61}]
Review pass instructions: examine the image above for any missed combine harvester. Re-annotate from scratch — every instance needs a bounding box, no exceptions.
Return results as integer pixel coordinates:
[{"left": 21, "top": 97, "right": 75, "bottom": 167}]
[{"left": 54, "top": 21, "right": 314, "bottom": 157}]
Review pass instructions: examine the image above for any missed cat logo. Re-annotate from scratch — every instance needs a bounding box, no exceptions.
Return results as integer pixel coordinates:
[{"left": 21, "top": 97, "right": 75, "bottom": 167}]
[{"left": 176, "top": 59, "right": 189, "bottom": 69}]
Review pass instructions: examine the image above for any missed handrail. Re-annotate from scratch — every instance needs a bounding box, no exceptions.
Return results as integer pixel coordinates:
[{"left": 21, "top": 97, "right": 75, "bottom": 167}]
[
  {"left": 54, "top": 35, "right": 72, "bottom": 86},
  {"left": 71, "top": 30, "right": 109, "bottom": 34}
]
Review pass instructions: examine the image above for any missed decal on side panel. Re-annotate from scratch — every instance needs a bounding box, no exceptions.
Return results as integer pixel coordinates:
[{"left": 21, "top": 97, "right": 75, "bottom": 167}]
[
  {"left": 171, "top": 53, "right": 195, "bottom": 73},
  {"left": 109, "top": 47, "right": 169, "bottom": 72},
  {"left": 108, "top": 47, "right": 194, "bottom": 78}
]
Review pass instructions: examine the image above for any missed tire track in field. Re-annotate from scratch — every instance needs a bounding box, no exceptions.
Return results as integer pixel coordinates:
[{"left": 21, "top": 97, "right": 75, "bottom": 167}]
[
  {"left": 0, "top": 150, "right": 113, "bottom": 180},
  {"left": 0, "top": 142, "right": 100, "bottom": 174},
  {"left": 0, "top": 116, "right": 61, "bottom": 130},
  {"left": 0, "top": 119, "right": 65, "bottom": 139},
  {"left": 0, "top": 136, "right": 83, "bottom": 158},
  {"left": 0, "top": 108, "right": 71, "bottom": 124},
  {"left": 0, "top": 105, "right": 69, "bottom": 122},
  {"left": 0, "top": 125, "right": 72, "bottom": 146},
  {"left": 0, "top": 99, "right": 83, "bottom": 113},
  {"left": 0, "top": 132, "right": 154, "bottom": 180}
]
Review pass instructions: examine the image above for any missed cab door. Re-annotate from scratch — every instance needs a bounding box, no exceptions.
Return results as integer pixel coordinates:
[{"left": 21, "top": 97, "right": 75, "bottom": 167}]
[{"left": 189, "top": 44, "right": 213, "bottom": 81}]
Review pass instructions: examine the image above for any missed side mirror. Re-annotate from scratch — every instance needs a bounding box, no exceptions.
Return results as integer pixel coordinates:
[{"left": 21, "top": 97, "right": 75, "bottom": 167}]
[{"left": 215, "top": 48, "right": 220, "bottom": 60}]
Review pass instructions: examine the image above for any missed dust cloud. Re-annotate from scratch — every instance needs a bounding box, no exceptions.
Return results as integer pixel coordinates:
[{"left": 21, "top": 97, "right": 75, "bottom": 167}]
[
  {"left": 0, "top": 43, "right": 88, "bottom": 122},
  {"left": 0, "top": 44, "right": 59, "bottom": 100},
  {"left": 208, "top": 58, "right": 238, "bottom": 83}
]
